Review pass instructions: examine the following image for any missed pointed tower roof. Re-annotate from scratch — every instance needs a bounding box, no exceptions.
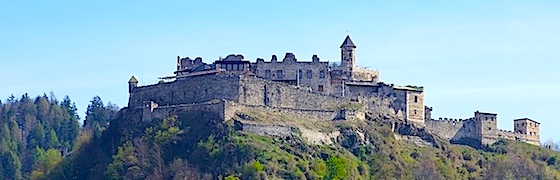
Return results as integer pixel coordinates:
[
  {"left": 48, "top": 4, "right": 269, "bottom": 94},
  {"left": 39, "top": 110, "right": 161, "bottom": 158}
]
[
  {"left": 340, "top": 35, "right": 356, "bottom": 48},
  {"left": 128, "top": 76, "right": 138, "bottom": 83}
]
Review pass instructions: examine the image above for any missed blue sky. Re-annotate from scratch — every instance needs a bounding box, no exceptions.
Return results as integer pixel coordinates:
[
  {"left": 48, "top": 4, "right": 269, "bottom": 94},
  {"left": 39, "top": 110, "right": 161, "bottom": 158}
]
[{"left": 1, "top": 1, "right": 559, "bottom": 143}]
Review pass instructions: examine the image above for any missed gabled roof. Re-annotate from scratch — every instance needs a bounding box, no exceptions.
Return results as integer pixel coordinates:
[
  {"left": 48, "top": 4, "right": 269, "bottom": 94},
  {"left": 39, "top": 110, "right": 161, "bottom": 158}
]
[
  {"left": 340, "top": 35, "right": 356, "bottom": 48},
  {"left": 128, "top": 76, "right": 138, "bottom": 83}
]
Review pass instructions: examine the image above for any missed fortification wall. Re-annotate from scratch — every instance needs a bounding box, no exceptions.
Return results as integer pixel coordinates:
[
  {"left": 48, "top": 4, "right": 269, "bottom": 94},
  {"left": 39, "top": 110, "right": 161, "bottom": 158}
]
[
  {"left": 345, "top": 84, "right": 379, "bottom": 98},
  {"left": 129, "top": 74, "right": 240, "bottom": 107},
  {"left": 497, "top": 129, "right": 527, "bottom": 141},
  {"left": 496, "top": 130, "right": 540, "bottom": 146},
  {"left": 238, "top": 75, "right": 347, "bottom": 110},
  {"left": 425, "top": 118, "right": 480, "bottom": 145},
  {"left": 225, "top": 101, "right": 338, "bottom": 121},
  {"left": 141, "top": 99, "right": 226, "bottom": 122}
]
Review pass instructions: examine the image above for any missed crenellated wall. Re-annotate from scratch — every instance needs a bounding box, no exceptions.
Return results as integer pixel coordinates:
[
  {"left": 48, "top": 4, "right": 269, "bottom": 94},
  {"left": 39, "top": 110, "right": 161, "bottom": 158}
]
[{"left": 425, "top": 118, "right": 481, "bottom": 146}]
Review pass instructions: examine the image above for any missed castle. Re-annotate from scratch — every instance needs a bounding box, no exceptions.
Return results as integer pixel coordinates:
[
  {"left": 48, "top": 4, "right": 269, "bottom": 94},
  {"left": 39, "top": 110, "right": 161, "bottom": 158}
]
[{"left": 126, "top": 36, "right": 541, "bottom": 147}]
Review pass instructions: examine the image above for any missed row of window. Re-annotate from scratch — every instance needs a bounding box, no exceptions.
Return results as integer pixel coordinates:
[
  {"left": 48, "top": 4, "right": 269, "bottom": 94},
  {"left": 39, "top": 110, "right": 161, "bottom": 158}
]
[
  {"left": 516, "top": 122, "right": 538, "bottom": 127},
  {"left": 263, "top": 69, "right": 326, "bottom": 79},
  {"left": 480, "top": 117, "right": 495, "bottom": 121},
  {"left": 221, "top": 64, "right": 245, "bottom": 71}
]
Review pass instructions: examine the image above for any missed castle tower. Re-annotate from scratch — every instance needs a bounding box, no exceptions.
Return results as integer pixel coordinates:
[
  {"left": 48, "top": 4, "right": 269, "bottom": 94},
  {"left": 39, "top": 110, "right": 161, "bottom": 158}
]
[
  {"left": 128, "top": 76, "right": 138, "bottom": 93},
  {"left": 474, "top": 111, "right": 498, "bottom": 146},
  {"left": 514, "top": 118, "right": 540, "bottom": 145},
  {"left": 340, "top": 35, "right": 356, "bottom": 73}
]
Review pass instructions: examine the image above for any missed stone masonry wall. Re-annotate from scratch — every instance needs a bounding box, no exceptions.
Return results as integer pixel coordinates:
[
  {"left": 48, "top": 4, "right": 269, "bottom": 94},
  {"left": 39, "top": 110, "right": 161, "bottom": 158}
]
[
  {"left": 226, "top": 101, "right": 339, "bottom": 121},
  {"left": 253, "top": 53, "right": 331, "bottom": 95},
  {"left": 129, "top": 74, "right": 240, "bottom": 108},
  {"left": 425, "top": 118, "right": 480, "bottom": 145},
  {"left": 238, "top": 75, "right": 347, "bottom": 110},
  {"left": 140, "top": 99, "right": 226, "bottom": 122},
  {"left": 406, "top": 91, "right": 425, "bottom": 125},
  {"left": 474, "top": 112, "right": 498, "bottom": 145},
  {"left": 351, "top": 67, "right": 380, "bottom": 82},
  {"left": 497, "top": 130, "right": 528, "bottom": 143}
]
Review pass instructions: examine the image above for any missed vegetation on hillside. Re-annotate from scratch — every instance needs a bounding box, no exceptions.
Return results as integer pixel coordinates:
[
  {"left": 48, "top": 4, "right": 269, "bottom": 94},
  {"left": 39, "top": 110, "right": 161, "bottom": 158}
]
[
  {"left": 0, "top": 94, "right": 118, "bottom": 179},
  {"left": 46, "top": 106, "right": 560, "bottom": 179}
]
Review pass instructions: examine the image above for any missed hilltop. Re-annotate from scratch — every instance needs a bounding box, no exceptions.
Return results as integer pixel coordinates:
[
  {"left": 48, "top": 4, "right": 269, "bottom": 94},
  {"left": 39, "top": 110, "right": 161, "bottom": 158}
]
[{"left": 45, "top": 102, "right": 560, "bottom": 179}]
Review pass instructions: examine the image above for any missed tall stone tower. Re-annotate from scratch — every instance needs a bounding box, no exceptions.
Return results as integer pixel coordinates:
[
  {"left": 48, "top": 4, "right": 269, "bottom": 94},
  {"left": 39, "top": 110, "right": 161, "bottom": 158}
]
[
  {"left": 514, "top": 118, "right": 540, "bottom": 145},
  {"left": 474, "top": 111, "right": 498, "bottom": 146},
  {"left": 340, "top": 35, "right": 356, "bottom": 73}
]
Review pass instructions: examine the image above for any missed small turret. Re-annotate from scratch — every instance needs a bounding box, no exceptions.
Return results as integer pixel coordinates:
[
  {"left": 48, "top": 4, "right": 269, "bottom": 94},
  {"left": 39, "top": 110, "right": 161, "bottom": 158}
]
[{"left": 128, "top": 76, "right": 138, "bottom": 93}]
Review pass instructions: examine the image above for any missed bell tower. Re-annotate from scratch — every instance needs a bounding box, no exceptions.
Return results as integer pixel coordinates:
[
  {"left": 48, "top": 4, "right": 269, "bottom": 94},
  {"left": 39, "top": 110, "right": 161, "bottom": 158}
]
[{"left": 340, "top": 35, "right": 356, "bottom": 73}]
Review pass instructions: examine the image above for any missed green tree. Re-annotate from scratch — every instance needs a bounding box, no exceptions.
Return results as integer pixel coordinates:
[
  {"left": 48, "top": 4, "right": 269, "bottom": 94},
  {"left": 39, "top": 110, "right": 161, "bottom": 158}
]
[
  {"left": 46, "top": 129, "right": 60, "bottom": 149},
  {"left": 84, "top": 96, "right": 118, "bottom": 138},
  {"left": 1, "top": 151, "right": 22, "bottom": 179},
  {"left": 325, "top": 156, "right": 349, "bottom": 180}
]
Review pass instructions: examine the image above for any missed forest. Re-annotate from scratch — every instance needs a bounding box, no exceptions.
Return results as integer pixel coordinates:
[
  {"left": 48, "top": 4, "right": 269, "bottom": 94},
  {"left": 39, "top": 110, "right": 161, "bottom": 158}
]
[{"left": 0, "top": 93, "right": 117, "bottom": 179}]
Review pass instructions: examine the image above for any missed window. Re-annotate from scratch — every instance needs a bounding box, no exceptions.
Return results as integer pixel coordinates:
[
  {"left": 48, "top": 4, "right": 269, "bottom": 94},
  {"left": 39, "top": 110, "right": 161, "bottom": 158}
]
[
  {"left": 319, "top": 70, "right": 326, "bottom": 78},
  {"left": 414, "top": 96, "right": 418, "bottom": 103},
  {"left": 239, "top": 64, "right": 244, "bottom": 71},
  {"left": 227, "top": 64, "right": 232, "bottom": 70},
  {"left": 488, "top": 127, "right": 492, "bottom": 130},
  {"left": 414, "top": 110, "right": 417, "bottom": 114},
  {"left": 221, "top": 64, "right": 226, "bottom": 69},
  {"left": 318, "top": 85, "right": 324, "bottom": 92},
  {"left": 298, "top": 70, "right": 303, "bottom": 79},
  {"left": 232, "top": 64, "right": 238, "bottom": 71},
  {"left": 277, "top": 70, "right": 284, "bottom": 79},
  {"left": 265, "top": 70, "right": 271, "bottom": 79},
  {"left": 306, "top": 70, "right": 312, "bottom": 79}
]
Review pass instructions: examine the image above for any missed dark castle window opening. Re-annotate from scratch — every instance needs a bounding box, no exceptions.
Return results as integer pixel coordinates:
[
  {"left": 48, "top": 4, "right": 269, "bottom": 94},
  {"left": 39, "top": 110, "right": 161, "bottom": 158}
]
[
  {"left": 306, "top": 70, "right": 312, "bottom": 79},
  {"left": 277, "top": 70, "right": 284, "bottom": 79},
  {"left": 414, "top": 96, "right": 418, "bottom": 103},
  {"left": 318, "top": 85, "right": 324, "bottom": 92},
  {"left": 298, "top": 70, "right": 303, "bottom": 79},
  {"left": 319, "top": 70, "right": 326, "bottom": 78},
  {"left": 265, "top": 70, "right": 271, "bottom": 79}
]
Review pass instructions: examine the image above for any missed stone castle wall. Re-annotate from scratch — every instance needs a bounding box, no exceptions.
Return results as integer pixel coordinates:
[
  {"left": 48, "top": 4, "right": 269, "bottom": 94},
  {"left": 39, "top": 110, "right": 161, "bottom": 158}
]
[
  {"left": 140, "top": 99, "right": 227, "bottom": 122},
  {"left": 225, "top": 101, "right": 339, "bottom": 121},
  {"left": 425, "top": 118, "right": 481, "bottom": 145},
  {"left": 253, "top": 53, "right": 331, "bottom": 95},
  {"left": 238, "top": 75, "right": 347, "bottom": 110},
  {"left": 129, "top": 74, "right": 241, "bottom": 108},
  {"left": 351, "top": 67, "right": 380, "bottom": 82}
]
